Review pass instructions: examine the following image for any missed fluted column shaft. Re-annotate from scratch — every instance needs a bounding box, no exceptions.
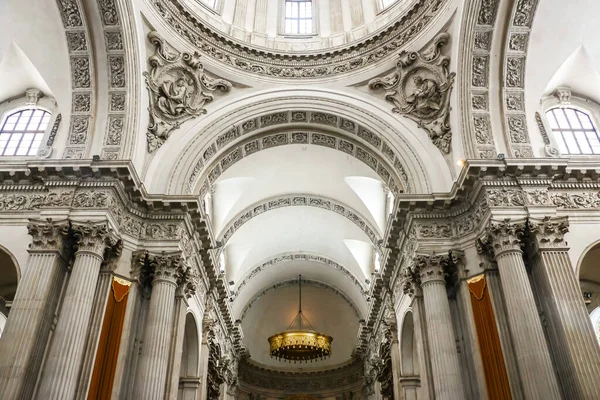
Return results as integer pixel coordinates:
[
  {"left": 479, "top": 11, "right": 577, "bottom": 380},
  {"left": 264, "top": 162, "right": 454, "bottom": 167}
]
[
  {"left": 133, "top": 252, "right": 183, "bottom": 400},
  {"left": 415, "top": 254, "right": 466, "bottom": 400},
  {"left": 487, "top": 219, "right": 561, "bottom": 399},
  {"left": 37, "top": 221, "right": 114, "bottom": 400},
  {"left": 75, "top": 269, "right": 113, "bottom": 399},
  {"left": 484, "top": 267, "right": 523, "bottom": 399},
  {"left": 528, "top": 217, "right": 600, "bottom": 399},
  {"left": 0, "top": 220, "right": 70, "bottom": 400}
]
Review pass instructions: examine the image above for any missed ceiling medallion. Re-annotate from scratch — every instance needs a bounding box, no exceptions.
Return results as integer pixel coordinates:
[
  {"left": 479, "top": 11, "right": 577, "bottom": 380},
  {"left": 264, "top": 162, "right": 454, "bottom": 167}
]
[{"left": 268, "top": 275, "right": 333, "bottom": 363}]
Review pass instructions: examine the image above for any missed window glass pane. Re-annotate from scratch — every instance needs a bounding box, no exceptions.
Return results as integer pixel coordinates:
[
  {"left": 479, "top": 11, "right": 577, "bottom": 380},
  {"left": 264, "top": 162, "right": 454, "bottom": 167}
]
[
  {"left": 554, "top": 109, "right": 570, "bottom": 129},
  {"left": 286, "top": 2, "right": 293, "bottom": 17},
  {"left": 575, "top": 131, "right": 592, "bottom": 154},
  {"left": 563, "top": 131, "right": 580, "bottom": 154},
  {"left": 580, "top": 112, "right": 594, "bottom": 129},
  {"left": 546, "top": 111, "right": 559, "bottom": 129},
  {"left": 565, "top": 108, "right": 581, "bottom": 129}
]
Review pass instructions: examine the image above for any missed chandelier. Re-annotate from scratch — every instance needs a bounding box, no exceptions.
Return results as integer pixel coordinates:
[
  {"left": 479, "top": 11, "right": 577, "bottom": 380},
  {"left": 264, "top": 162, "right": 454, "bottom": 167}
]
[{"left": 268, "top": 275, "right": 333, "bottom": 363}]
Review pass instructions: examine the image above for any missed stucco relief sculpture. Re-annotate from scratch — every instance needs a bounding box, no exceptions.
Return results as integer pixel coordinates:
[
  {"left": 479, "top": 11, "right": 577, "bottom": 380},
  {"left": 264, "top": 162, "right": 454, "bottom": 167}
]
[
  {"left": 369, "top": 33, "right": 455, "bottom": 154},
  {"left": 144, "top": 31, "right": 232, "bottom": 152}
]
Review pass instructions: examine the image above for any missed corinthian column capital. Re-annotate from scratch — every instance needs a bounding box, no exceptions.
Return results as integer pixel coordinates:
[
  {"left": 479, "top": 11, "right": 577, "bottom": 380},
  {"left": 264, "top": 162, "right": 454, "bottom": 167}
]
[
  {"left": 71, "top": 220, "right": 116, "bottom": 257},
  {"left": 413, "top": 252, "right": 452, "bottom": 286},
  {"left": 27, "top": 218, "right": 70, "bottom": 255},
  {"left": 486, "top": 218, "right": 526, "bottom": 257},
  {"left": 148, "top": 251, "right": 182, "bottom": 285},
  {"left": 528, "top": 216, "right": 569, "bottom": 251}
]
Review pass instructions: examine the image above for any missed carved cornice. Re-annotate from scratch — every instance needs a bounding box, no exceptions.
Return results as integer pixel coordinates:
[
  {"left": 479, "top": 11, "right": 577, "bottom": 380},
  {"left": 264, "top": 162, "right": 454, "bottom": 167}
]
[
  {"left": 370, "top": 33, "right": 455, "bottom": 154},
  {"left": 150, "top": 0, "right": 447, "bottom": 79}
]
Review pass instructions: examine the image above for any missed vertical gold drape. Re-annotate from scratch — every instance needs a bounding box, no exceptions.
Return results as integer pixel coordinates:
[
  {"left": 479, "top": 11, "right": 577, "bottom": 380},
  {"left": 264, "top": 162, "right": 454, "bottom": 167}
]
[
  {"left": 468, "top": 275, "right": 512, "bottom": 400},
  {"left": 88, "top": 278, "right": 130, "bottom": 399}
]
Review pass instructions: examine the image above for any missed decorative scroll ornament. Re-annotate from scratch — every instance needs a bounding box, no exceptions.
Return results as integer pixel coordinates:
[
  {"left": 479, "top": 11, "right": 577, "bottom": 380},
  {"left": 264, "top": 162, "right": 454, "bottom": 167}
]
[
  {"left": 144, "top": 31, "right": 232, "bottom": 152},
  {"left": 369, "top": 33, "right": 455, "bottom": 154}
]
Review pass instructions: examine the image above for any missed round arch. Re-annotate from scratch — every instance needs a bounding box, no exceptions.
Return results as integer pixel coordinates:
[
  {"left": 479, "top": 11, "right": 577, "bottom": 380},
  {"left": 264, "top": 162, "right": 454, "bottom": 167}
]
[{"left": 144, "top": 89, "right": 452, "bottom": 195}]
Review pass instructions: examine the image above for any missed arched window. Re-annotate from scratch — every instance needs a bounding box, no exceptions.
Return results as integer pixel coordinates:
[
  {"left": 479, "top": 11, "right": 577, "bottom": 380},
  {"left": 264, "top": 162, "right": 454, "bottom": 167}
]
[
  {"left": 0, "top": 109, "right": 51, "bottom": 156},
  {"left": 284, "top": 0, "right": 313, "bottom": 34},
  {"left": 382, "top": 0, "right": 398, "bottom": 8},
  {"left": 545, "top": 107, "right": 600, "bottom": 155}
]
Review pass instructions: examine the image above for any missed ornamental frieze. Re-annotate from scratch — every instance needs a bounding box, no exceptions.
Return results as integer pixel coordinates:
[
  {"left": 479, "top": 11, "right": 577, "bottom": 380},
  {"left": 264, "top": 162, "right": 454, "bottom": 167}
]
[
  {"left": 369, "top": 33, "right": 455, "bottom": 154},
  {"left": 144, "top": 31, "right": 232, "bottom": 152},
  {"left": 151, "top": 0, "right": 447, "bottom": 79}
]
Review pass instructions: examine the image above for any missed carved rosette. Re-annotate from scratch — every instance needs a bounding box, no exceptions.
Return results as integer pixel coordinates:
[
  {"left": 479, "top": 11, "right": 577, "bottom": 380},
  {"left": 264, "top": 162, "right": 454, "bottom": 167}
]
[
  {"left": 148, "top": 251, "right": 182, "bottom": 285},
  {"left": 369, "top": 33, "right": 455, "bottom": 154},
  {"left": 528, "top": 216, "right": 569, "bottom": 251},
  {"left": 486, "top": 219, "right": 526, "bottom": 257},
  {"left": 413, "top": 253, "right": 452, "bottom": 286},
  {"left": 72, "top": 221, "right": 116, "bottom": 257},
  {"left": 27, "top": 218, "right": 71, "bottom": 255},
  {"left": 144, "top": 31, "right": 232, "bottom": 152}
]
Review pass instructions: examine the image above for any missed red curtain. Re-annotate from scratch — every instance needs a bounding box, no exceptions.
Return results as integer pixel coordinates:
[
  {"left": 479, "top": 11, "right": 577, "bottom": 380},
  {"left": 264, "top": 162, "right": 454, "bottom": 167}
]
[
  {"left": 468, "top": 275, "right": 512, "bottom": 400},
  {"left": 88, "top": 279, "right": 130, "bottom": 399}
]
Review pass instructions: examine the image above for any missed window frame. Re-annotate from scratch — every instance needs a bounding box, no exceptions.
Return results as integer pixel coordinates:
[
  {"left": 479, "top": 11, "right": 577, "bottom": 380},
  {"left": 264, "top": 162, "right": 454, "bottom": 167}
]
[
  {"left": 0, "top": 108, "right": 52, "bottom": 157},
  {"left": 279, "top": 0, "right": 319, "bottom": 37},
  {"left": 0, "top": 90, "right": 58, "bottom": 159},
  {"left": 540, "top": 88, "right": 600, "bottom": 158}
]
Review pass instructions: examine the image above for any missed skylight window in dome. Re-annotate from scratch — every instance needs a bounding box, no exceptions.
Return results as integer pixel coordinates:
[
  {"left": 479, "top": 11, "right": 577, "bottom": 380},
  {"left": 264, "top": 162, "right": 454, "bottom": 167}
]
[
  {"left": 284, "top": 0, "right": 313, "bottom": 35},
  {"left": 546, "top": 107, "right": 600, "bottom": 155}
]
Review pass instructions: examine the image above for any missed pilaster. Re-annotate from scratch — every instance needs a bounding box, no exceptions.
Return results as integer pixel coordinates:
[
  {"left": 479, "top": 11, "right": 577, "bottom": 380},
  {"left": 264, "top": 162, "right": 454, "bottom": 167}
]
[
  {"left": 0, "top": 219, "right": 71, "bottom": 400},
  {"left": 37, "top": 220, "right": 117, "bottom": 400},
  {"left": 527, "top": 216, "right": 600, "bottom": 399},
  {"left": 413, "top": 252, "right": 466, "bottom": 400},
  {"left": 133, "top": 251, "right": 182, "bottom": 400},
  {"left": 484, "top": 219, "right": 561, "bottom": 399}
]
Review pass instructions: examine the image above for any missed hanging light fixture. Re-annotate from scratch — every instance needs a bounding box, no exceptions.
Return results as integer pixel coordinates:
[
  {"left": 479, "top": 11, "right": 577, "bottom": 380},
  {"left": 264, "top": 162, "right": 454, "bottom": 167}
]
[{"left": 267, "top": 275, "right": 333, "bottom": 363}]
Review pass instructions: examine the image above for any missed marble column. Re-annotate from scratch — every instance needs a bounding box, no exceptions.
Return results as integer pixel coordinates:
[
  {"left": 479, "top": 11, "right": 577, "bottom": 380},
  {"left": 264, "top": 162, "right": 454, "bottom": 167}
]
[
  {"left": 481, "top": 261, "right": 523, "bottom": 399},
  {"left": 36, "top": 221, "right": 115, "bottom": 399},
  {"left": 0, "top": 219, "right": 71, "bottom": 400},
  {"left": 166, "top": 265, "right": 198, "bottom": 400},
  {"left": 401, "top": 269, "right": 434, "bottom": 400},
  {"left": 133, "top": 252, "right": 182, "bottom": 400},
  {"left": 414, "top": 253, "right": 466, "bottom": 400},
  {"left": 75, "top": 267, "right": 113, "bottom": 398},
  {"left": 528, "top": 216, "right": 600, "bottom": 399},
  {"left": 486, "top": 219, "right": 561, "bottom": 399}
]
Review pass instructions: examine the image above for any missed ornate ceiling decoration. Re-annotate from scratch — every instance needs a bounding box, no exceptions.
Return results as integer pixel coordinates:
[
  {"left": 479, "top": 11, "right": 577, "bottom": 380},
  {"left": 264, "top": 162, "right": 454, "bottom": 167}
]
[
  {"left": 217, "top": 194, "right": 382, "bottom": 248},
  {"left": 184, "top": 110, "right": 410, "bottom": 197},
  {"left": 144, "top": 31, "right": 232, "bottom": 152},
  {"left": 370, "top": 32, "right": 455, "bottom": 154},
  {"left": 234, "top": 252, "right": 367, "bottom": 301},
  {"left": 150, "top": 0, "right": 448, "bottom": 79}
]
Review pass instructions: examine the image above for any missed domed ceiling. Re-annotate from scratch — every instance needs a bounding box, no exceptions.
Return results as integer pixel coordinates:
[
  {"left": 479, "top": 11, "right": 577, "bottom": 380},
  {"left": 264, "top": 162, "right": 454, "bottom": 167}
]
[{"left": 149, "top": 0, "right": 450, "bottom": 79}]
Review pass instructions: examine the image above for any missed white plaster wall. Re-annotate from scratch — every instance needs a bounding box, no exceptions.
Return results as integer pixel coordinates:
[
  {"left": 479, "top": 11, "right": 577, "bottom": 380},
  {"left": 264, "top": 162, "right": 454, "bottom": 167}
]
[{"left": 0, "top": 224, "right": 31, "bottom": 278}]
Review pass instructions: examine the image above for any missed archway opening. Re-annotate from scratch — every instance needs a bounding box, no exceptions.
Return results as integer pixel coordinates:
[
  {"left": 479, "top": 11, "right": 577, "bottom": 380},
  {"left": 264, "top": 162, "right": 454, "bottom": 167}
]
[
  {"left": 0, "top": 246, "right": 19, "bottom": 338},
  {"left": 178, "top": 313, "right": 200, "bottom": 400},
  {"left": 579, "top": 242, "right": 600, "bottom": 344},
  {"left": 400, "top": 311, "right": 420, "bottom": 399}
]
